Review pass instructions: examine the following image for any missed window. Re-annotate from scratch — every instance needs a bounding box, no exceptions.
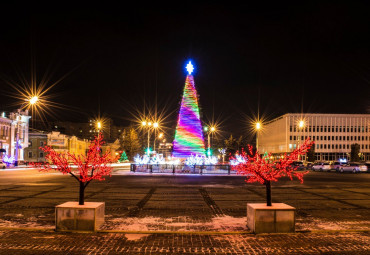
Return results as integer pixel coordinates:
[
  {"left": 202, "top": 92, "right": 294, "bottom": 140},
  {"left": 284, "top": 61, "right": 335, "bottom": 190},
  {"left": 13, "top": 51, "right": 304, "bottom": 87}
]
[
  {"left": 342, "top": 136, "right": 345, "bottom": 141},
  {"left": 358, "top": 136, "right": 361, "bottom": 141},
  {"left": 28, "top": 152, "right": 32, "bottom": 158},
  {"left": 354, "top": 127, "right": 357, "bottom": 132},
  {"left": 328, "top": 144, "right": 330, "bottom": 149},
  {"left": 347, "top": 136, "right": 349, "bottom": 140},
  {"left": 321, "top": 126, "right": 323, "bottom": 132},
  {"left": 317, "top": 144, "right": 320, "bottom": 149},
  {"left": 317, "top": 136, "right": 320, "bottom": 140},
  {"left": 40, "top": 152, "right": 44, "bottom": 158},
  {"left": 324, "top": 126, "right": 327, "bottom": 132},
  {"left": 40, "top": 141, "right": 44, "bottom": 147},
  {"left": 351, "top": 127, "right": 353, "bottom": 132},
  {"left": 347, "top": 144, "right": 350, "bottom": 149},
  {"left": 324, "top": 144, "right": 326, "bottom": 149},
  {"left": 324, "top": 136, "right": 327, "bottom": 140},
  {"left": 320, "top": 144, "right": 323, "bottom": 149},
  {"left": 351, "top": 136, "right": 353, "bottom": 141},
  {"left": 362, "top": 136, "right": 365, "bottom": 141},
  {"left": 294, "top": 127, "right": 296, "bottom": 132},
  {"left": 347, "top": 127, "right": 349, "bottom": 132},
  {"left": 362, "top": 145, "right": 364, "bottom": 149},
  {"left": 313, "top": 136, "right": 316, "bottom": 141},
  {"left": 336, "top": 144, "right": 338, "bottom": 149},
  {"left": 339, "top": 144, "right": 342, "bottom": 149},
  {"left": 313, "top": 126, "right": 316, "bottom": 132},
  {"left": 336, "top": 126, "right": 338, "bottom": 132},
  {"left": 309, "top": 126, "right": 311, "bottom": 132},
  {"left": 328, "top": 136, "right": 330, "bottom": 141},
  {"left": 340, "top": 127, "right": 342, "bottom": 132},
  {"left": 290, "top": 126, "right": 292, "bottom": 132},
  {"left": 290, "top": 136, "right": 292, "bottom": 141},
  {"left": 320, "top": 136, "right": 323, "bottom": 140},
  {"left": 301, "top": 136, "right": 304, "bottom": 140},
  {"left": 294, "top": 136, "right": 296, "bottom": 140}
]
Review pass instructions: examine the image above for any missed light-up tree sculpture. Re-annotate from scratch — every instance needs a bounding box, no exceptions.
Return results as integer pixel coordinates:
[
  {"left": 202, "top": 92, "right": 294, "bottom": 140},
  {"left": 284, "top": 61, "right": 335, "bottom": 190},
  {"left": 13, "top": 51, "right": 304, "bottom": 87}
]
[
  {"left": 173, "top": 61, "right": 205, "bottom": 158},
  {"left": 232, "top": 139, "right": 313, "bottom": 206}
]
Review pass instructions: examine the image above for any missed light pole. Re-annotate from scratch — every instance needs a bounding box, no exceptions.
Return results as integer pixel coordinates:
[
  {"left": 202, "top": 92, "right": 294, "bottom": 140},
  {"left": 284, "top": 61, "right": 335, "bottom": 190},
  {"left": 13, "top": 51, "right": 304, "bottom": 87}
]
[
  {"left": 97, "top": 121, "right": 102, "bottom": 139},
  {"left": 153, "top": 122, "right": 159, "bottom": 152},
  {"left": 298, "top": 120, "right": 305, "bottom": 160},
  {"left": 255, "top": 122, "right": 261, "bottom": 151},
  {"left": 204, "top": 126, "right": 216, "bottom": 156}
]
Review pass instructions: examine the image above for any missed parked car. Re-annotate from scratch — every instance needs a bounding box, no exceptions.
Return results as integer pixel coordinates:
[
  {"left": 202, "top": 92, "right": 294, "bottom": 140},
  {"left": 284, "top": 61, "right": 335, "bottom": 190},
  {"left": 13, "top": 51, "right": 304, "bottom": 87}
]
[
  {"left": 312, "top": 162, "right": 331, "bottom": 172},
  {"left": 0, "top": 161, "right": 6, "bottom": 169},
  {"left": 365, "top": 163, "right": 370, "bottom": 173},
  {"left": 292, "top": 161, "right": 305, "bottom": 170},
  {"left": 331, "top": 161, "right": 345, "bottom": 171},
  {"left": 339, "top": 163, "right": 367, "bottom": 173}
]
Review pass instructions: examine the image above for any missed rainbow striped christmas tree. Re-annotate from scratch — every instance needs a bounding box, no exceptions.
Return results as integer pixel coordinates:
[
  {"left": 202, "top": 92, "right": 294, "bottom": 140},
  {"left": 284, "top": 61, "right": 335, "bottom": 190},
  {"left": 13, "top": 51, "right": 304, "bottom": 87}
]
[{"left": 173, "top": 61, "right": 205, "bottom": 158}]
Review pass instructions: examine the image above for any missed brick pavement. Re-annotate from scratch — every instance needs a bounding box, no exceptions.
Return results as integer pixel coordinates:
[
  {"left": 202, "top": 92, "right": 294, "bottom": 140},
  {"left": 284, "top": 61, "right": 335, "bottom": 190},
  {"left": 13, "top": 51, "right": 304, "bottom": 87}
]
[
  {"left": 0, "top": 170, "right": 369, "bottom": 253},
  {"left": 0, "top": 229, "right": 369, "bottom": 254}
]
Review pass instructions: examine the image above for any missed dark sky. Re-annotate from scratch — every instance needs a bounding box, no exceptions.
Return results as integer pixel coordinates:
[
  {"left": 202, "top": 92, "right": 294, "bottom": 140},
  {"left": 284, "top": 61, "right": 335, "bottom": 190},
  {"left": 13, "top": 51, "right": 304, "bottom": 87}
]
[{"left": 1, "top": 1, "right": 370, "bottom": 139}]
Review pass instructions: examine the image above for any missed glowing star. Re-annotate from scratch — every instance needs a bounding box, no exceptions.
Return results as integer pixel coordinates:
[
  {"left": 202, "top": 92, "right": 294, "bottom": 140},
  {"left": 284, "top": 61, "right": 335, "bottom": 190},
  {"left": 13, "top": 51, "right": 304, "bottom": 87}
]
[{"left": 186, "top": 61, "right": 194, "bottom": 75}]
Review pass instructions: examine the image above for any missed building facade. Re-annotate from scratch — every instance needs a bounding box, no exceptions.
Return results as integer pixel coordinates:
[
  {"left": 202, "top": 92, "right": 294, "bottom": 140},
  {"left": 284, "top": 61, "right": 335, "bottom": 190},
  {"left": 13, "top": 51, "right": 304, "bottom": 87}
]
[
  {"left": 24, "top": 131, "right": 48, "bottom": 163},
  {"left": 0, "top": 110, "right": 30, "bottom": 164},
  {"left": 258, "top": 113, "right": 370, "bottom": 162}
]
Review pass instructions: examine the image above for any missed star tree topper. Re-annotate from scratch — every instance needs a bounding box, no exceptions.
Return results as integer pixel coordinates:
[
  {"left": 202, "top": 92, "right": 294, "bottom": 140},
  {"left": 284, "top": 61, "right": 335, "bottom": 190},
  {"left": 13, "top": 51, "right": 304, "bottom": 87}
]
[{"left": 186, "top": 61, "right": 194, "bottom": 75}]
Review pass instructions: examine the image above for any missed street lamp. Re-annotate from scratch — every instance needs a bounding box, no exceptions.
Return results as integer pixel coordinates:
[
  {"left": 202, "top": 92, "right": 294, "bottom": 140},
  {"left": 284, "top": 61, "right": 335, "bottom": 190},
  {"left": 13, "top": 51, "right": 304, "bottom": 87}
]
[
  {"left": 205, "top": 126, "right": 216, "bottom": 156},
  {"left": 153, "top": 123, "right": 159, "bottom": 152},
  {"left": 297, "top": 119, "right": 305, "bottom": 160},
  {"left": 29, "top": 96, "right": 38, "bottom": 105},
  {"left": 255, "top": 121, "right": 262, "bottom": 151},
  {"left": 96, "top": 121, "right": 102, "bottom": 138}
]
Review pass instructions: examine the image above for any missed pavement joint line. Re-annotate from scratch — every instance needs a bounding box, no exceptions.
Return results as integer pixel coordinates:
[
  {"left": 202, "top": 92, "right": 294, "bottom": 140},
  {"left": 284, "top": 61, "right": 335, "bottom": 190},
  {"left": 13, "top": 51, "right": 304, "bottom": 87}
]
[{"left": 292, "top": 187, "right": 368, "bottom": 209}]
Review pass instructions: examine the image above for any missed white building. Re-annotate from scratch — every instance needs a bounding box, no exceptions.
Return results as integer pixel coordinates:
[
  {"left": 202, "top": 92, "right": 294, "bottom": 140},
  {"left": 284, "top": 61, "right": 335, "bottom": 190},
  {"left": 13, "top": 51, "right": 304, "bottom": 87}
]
[
  {"left": 0, "top": 110, "right": 30, "bottom": 164},
  {"left": 258, "top": 113, "right": 370, "bottom": 162}
]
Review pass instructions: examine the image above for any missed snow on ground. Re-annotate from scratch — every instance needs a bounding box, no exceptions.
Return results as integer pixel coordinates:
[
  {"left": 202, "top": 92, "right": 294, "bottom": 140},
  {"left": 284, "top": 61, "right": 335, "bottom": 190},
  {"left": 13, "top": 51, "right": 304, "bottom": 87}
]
[{"left": 104, "top": 215, "right": 248, "bottom": 232}]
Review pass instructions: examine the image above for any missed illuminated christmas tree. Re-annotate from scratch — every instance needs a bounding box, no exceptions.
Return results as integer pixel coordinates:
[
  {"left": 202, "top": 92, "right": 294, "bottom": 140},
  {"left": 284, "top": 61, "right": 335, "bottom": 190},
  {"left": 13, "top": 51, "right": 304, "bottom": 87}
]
[{"left": 173, "top": 61, "right": 206, "bottom": 158}]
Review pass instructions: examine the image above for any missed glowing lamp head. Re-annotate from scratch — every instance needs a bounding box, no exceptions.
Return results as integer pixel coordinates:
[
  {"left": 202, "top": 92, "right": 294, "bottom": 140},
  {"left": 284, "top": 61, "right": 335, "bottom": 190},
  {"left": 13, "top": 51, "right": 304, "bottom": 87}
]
[
  {"left": 256, "top": 122, "right": 261, "bottom": 130},
  {"left": 186, "top": 61, "right": 194, "bottom": 75},
  {"left": 299, "top": 120, "right": 305, "bottom": 128},
  {"left": 148, "top": 122, "right": 152, "bottom": 126},
  {"left": 29, "top": 96, "right": 38, "bottom": 105},
  {"left": 210, "top": 127, "right": 216, "bottom": 132},
  {"left": 158, "top": 133, "right": 163, "bottom": 138},
  {"left": 204, "top": 126, "right": 208, "bottom": 132},
  {"left": 97, "top": 122, "right": 102, "bottom": 129},
  {"left": 142, "top": 121, "right": 147, "bottom": 126},
  {"left": 153, "top": 122, "right": 159, "bottom": 128}
]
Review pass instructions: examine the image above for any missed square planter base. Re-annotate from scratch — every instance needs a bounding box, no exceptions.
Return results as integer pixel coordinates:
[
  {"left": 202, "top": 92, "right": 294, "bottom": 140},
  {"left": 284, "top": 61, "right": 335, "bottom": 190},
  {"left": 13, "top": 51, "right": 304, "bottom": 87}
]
[
  {"left": 56, "top": 202, "right": 105, "bottom": 232},
  {"left": 247, "top": 203, "right": 295, "bottom": 234}
]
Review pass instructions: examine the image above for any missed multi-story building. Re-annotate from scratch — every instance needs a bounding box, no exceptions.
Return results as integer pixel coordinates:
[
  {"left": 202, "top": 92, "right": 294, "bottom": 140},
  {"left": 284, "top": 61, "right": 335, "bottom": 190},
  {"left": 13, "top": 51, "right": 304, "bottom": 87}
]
[
  {"left": 0, "top": 110, "right": 30, "bottom": 164},
  {"left": 25, "top": 131, "right": 91, "bottom": 163},
  {"left": 258, "top": 113, "right": 370, "bottom": 162},
  {"left": 24, "top": 130, "right": 48, "bottom": 163}
]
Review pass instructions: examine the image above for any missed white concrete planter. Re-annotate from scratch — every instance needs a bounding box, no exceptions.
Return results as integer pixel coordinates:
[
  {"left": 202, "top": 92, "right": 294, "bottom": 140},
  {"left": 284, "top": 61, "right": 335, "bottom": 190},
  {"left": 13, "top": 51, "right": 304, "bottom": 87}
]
[
  {"left": 55, "top": 202, "right": 105, "bottom": 232},
  {"left": 247, "top": 203, "right": 295, "bottom": 233}
]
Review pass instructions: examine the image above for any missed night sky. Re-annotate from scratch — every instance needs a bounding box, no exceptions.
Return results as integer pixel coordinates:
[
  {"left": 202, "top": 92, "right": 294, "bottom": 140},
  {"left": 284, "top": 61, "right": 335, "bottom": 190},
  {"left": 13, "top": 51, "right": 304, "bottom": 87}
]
[{"left": 1, "top": 1, "right": 370, "bottom": 139}]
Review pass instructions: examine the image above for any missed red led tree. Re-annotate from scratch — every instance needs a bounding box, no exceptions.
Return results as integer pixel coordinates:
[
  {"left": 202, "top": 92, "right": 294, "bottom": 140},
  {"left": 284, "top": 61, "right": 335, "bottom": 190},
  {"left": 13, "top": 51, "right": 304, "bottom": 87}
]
[
  {"left": 232, "top": 139, "right": 313, "bottom": 206},
  {"left": 35, "top": 136, "right": 115, "bottom": 205}
]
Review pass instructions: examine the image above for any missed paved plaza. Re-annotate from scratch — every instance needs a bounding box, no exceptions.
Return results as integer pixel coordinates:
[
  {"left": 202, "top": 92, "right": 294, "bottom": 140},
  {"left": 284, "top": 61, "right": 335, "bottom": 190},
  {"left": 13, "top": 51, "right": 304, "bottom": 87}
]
[{"left": 0, "top": 167, "right": 369, "bottom": 254}]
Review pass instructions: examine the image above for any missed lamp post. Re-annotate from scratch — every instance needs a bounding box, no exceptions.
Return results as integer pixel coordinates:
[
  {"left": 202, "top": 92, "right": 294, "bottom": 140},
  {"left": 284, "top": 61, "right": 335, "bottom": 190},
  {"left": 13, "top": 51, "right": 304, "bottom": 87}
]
[
  {"left": 204, "top": 126, "right": 216, "bottom": 156},
  {"left": 255, "top": 122, "right": 261, "bottom": 151},
  {"left": 153, "top": 122, "right": 159, "bottom": 152},
  {"left": 298, "top": 120, "right": 305, "bottom": 160}
]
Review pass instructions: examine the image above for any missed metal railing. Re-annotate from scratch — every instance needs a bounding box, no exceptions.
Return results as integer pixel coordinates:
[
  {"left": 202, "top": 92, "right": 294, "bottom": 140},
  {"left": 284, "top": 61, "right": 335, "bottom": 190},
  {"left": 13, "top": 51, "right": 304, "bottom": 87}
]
[{"left": 130, "top": 164, "right": 236, "bottom": 175}]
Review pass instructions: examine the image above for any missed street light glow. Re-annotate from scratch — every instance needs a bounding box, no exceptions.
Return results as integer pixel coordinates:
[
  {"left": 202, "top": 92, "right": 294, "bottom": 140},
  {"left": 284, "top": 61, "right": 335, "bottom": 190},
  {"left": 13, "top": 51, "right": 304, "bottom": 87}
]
[
  {"left": 142, "top": 121, "right": 147, "bottom": 126},
  {"left": 299, "top": 120, "right": 305, "bottom": 128},
  {"left": 148, "top": 122, "right": 152, "bottom": 126},
  {"left": 153, "top": 122, "right": 159, "bottom": 128},
  {"left": 29, "top": 96, "right": 38, "bottom": 105},
  {"left": 210, "top": 126, "right": 216, "bottom": 132},
  {"left": 97, "top": 121, "right": 102, "bottom": 130},
  {"left": 256, "top": 122, "right": 261, "bottom": 130},
  {"left": 204, "top": 126, "right": 208, "bottom": 132}
]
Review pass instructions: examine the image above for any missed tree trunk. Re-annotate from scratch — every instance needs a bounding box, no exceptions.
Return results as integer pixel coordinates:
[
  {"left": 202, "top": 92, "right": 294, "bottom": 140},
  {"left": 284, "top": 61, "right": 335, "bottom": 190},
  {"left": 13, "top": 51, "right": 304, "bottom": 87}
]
[
  {"left": 265, "top": 180, "right": 272, "bottom": 206},
  {"left": 79, "top": 181, "right": 85, "bottom": 205}
]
